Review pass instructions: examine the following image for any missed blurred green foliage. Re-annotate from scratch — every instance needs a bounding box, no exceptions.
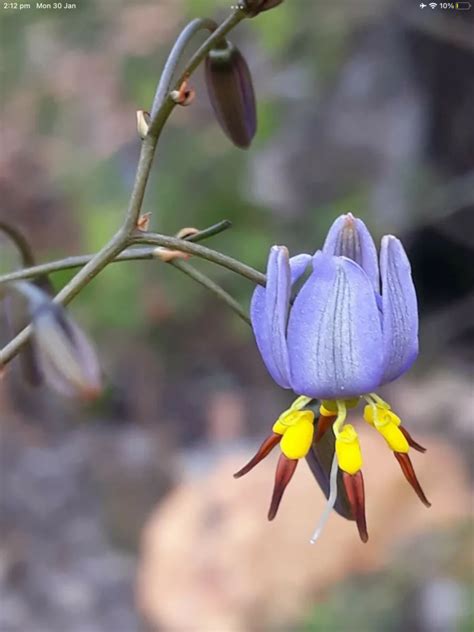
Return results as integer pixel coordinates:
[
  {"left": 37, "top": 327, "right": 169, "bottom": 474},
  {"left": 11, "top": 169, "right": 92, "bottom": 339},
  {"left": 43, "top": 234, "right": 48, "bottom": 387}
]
[{"left": 1, "top": 0, "right": 355, "bottom": 336}]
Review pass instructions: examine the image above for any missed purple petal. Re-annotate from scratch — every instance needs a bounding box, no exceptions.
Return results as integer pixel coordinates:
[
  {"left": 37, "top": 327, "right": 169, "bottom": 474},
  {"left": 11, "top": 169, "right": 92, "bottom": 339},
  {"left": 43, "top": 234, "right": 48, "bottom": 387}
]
[
  {"left": 287, "top": 252, "right": 384, "bottom": 399},
  {"left": 289, "top": 253, "right": 312, "bottom": 284},
  {"left": 251, "top": 246, "right": 291, "bottom": 388},
  {"left": 380, "top": 236, "right": 419, "bottom": 383},
  {"left": 250, "top": 249, "right": 311, "bottom": 389},
  {"left": 323, "top": 213, "right": 379, "bottom": 292}
]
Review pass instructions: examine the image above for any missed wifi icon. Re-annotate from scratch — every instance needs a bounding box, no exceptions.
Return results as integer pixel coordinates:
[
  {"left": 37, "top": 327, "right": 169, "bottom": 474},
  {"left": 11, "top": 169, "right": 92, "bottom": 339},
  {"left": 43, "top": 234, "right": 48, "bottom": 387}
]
[{"left": 429, "top": 2, "right": 437, "bottom": 7}]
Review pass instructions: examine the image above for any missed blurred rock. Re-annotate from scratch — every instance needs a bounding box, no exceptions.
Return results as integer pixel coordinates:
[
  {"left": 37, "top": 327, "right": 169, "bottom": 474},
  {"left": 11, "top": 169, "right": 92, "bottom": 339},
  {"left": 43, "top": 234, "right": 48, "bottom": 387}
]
[
  {"left": 0, "top": 416, "right": 173, "bottom": 632},
  {"left": 137, "top": 430, "right": 470, "bottom": 632}
]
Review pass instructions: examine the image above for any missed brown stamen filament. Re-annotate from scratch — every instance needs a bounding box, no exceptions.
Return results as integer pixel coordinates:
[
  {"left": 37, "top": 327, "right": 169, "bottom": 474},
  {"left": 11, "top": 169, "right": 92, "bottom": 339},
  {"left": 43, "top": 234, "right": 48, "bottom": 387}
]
[
  {"left": 342, "top": 471, "right": 369, "bottom": 543},
  {"left": 394, "top": 452, "right": 431, "bottom": 507},
  {"left": 267, "top": 454, "right": 298, "bottom": 521},
  {"left": 314, "top": 414, "right": 336, "bottom": 442},
  {"left": 399, "top": 426, "right": 427, "bottom": 453},
  {"left": 233, "top": 432, "right": 281, "bottom": 479}
]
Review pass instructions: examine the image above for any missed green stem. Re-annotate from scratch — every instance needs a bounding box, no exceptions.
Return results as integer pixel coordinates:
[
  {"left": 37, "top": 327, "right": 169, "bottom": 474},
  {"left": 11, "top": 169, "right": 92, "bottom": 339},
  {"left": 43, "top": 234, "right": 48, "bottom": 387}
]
[
  {"left": 0, "top": 250, "right": 154, "bottom": 283},
  {"left": 0, "top": 220, "right": 36, "bottom": 267},
  {"left": 133, "top": 232, "right": 266, "bottom": 286},
  {"left": 170, "top": 259, "right": 251, "bottom": 326},
  {"left": 0, "top": 8, "right": 248, "bottom": 368},
  {"left": 0, "top": 220, "right": 234, "bottom": 284},
  {"left": 0, "top": 219, "right": 254, "bottom": 329},
  {"left": 148, "top": 8, "right": 246, "bottom": 138},
  {"left": 150, "top": 17, "right": 218, "bottom": 121}
]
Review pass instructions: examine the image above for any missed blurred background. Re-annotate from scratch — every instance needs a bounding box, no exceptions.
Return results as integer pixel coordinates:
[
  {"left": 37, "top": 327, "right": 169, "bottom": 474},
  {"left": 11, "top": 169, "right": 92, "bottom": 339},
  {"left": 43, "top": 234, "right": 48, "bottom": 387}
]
[{"left": 1, "top": 0, "right": 473, "bottom": 630}]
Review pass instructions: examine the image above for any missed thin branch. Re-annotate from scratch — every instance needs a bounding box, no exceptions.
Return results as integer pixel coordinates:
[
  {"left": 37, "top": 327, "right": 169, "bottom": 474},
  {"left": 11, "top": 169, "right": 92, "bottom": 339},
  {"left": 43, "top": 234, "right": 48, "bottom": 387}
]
[
  {"left": 185, "top": 219, "right": 233, "bottom": 243},
  {"left": 150, "top": 17, "right": 218, "bottom": 120},
  {"left": 0, "top": 220, "right": 36, "bottom": 267},
  {"left": 132, "top": 232, "right": 266, "bottom": 286},
  {"left": 0, "top": 250, "right": 154, "bottom": 283},
  {"left": 173, "top": 9, "right": 246, "bottom": 92},
  {"left": 0, "top": 218, "right": 255, "bottom": 327},
  {"left": 170, "top": 259, "right": 251, "bottom": 326},
  {"left": 0, "top": 8, "right": 249, "bottom": 367},
  {"left": 0, "top": 220, "right": 234, "bottom": 284},
  {"left": 148, "top": 8, "right": 246, "bottom": 137}
]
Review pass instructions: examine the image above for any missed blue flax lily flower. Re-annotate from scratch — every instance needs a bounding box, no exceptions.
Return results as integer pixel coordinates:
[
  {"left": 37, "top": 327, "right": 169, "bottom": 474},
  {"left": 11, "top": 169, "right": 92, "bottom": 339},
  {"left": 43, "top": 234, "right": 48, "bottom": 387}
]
[{"left": 234, "top": 213, "right": 430, "bottom": 543}]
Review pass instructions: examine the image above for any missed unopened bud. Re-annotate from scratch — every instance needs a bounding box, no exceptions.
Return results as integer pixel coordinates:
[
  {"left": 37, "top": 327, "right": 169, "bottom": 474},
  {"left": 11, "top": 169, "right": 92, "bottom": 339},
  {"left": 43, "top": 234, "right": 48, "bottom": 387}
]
[
  {"left": 242, "top": 0, "right": 284, "bottom": 17},
  {"left": 205, "top": 40, "right": 257, "bottom": 149},
  {"left": 11, "top": 282, "right": 102, "bottom": 400}
]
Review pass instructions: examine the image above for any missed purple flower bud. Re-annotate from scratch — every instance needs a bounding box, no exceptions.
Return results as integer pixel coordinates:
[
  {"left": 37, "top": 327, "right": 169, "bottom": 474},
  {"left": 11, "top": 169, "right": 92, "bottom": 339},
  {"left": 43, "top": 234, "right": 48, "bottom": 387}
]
[
  {"left": 12, "top": 282, "right": 102, "bottom": 400},
  {"left": 243, "top": 0, "right": 284, "bottom": 17},
  {"left": 205, "top": 40, "right": 257, "bottom": 149}
]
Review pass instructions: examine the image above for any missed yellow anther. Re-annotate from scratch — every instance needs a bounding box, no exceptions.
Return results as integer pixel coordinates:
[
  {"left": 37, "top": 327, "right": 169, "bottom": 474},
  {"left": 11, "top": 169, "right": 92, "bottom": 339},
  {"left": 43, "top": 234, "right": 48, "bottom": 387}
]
[
  {"left": 381, "top": 409, "right": 401, "bottom": 427},
  {"left": 280, "top": 420, "right": 314, "bottom": 459},
  {"left": 363, "top": 404, "right": 376, "bottom": 425},
  {"left": 376, "top": 422, "right": 409, "bottom": 453},
  {"left": 272, "top": 409, "right": 314, "bottom": 436},
  {"left": 335, "top": 424, "right": 363, "bottom": 474}
]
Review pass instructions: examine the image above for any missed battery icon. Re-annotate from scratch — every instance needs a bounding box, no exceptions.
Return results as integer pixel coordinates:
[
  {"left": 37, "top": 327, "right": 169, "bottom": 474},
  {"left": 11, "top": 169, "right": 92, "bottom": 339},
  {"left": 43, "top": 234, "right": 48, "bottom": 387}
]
[{"left": 455, "top": 1, "right": 471, "bottom": 8}]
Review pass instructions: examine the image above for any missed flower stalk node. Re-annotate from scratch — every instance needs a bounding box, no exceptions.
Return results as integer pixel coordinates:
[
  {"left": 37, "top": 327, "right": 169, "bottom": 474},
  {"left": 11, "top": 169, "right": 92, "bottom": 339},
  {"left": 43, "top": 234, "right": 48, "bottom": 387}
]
[
  {"left": 136, "top": 110, "right": 150, "bottom": 139},
  {"left": 152, "top": 247, "right": 191, "bottom": 263},
  {"left": 170, "top": 77, "right": 195, "bottom": 106}
]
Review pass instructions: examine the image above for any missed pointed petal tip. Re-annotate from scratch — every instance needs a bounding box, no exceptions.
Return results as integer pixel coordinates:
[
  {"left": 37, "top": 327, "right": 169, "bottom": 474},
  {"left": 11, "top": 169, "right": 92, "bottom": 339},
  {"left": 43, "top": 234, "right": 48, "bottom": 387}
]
[
  {"left": 321, "top": 214, "right": 379, "bottom": 292},
  {"left": 342, "top": 212, "right": 355, "bottom": 226},
  {"left": 381, "top": 234, "right": 398, "bottom": 247}
]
